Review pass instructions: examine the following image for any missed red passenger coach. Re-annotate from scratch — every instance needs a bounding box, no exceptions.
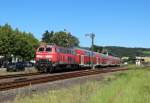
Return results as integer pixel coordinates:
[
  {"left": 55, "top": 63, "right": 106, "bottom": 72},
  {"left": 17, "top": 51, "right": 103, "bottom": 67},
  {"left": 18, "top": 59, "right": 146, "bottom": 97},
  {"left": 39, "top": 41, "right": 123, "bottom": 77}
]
[
  {"left": 74, "top": 48, "right": 103, "bottom": 68},
  {"left": 74, "top": 48, "right": 91, "bottom": 67}
]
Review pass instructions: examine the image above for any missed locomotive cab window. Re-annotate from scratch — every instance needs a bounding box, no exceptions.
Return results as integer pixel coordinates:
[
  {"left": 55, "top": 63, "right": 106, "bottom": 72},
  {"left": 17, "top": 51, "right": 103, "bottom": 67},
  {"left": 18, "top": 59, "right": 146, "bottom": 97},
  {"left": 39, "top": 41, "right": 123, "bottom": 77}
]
[
  {"left": 38, "top": 47, "right": 44, "bottom": 52},
  {"left": 46, "top": 47, "right": 52, "bottom": 52}
]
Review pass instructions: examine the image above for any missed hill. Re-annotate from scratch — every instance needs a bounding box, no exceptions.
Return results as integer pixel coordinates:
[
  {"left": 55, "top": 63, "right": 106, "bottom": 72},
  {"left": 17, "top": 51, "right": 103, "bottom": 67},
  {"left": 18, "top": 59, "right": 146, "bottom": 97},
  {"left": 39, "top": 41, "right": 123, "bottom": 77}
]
[
  {"left": 84, "top": 45, "right": 150, "bottom": 57},
  {"left": 105, "top": 46, "right": 150, "bottom": 57}
]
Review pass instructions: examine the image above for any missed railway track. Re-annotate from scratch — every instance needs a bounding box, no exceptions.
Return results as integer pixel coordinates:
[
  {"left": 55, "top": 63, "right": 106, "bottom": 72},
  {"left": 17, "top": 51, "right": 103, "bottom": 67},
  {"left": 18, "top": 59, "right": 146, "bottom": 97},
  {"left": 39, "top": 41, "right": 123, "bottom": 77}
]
[
  {"left": 0, "top": 66, "right": 118, "bottom": 80},
  {"left": 0, "top": 72, "right": 42, "bottom": 80},
  {"left": 0, "top": 67, "right": 128, "bottom": 91}
]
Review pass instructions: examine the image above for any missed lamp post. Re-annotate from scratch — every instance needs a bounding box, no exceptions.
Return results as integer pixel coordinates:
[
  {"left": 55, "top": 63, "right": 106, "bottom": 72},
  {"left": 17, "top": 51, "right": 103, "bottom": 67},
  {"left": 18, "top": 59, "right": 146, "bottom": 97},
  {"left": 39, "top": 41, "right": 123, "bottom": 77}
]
[{"left": 85, "top": 33, "right": 95, "bottom": 69}]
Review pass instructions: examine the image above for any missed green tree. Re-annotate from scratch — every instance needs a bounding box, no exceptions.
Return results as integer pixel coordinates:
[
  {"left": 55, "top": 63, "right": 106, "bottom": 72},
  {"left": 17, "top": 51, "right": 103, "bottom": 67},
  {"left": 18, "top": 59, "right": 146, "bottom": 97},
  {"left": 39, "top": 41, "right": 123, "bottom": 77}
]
[
  {"left": 42, "top": 30, "right": 54, "bottom": 43},
  {"left": 0, "top": 24, "right": 39, "bottom": 61},
  {"left": 14, "top": 31, "right": 39, "bottom": 60},
  {"left": 42, "top": 30, "right": 79, "bottom": 47},
  {"left": 0, "top": 24, "right": 16, "bottom": 57},
  {"left": 92, "top": 45, "right": 103, "bottom": 53}
]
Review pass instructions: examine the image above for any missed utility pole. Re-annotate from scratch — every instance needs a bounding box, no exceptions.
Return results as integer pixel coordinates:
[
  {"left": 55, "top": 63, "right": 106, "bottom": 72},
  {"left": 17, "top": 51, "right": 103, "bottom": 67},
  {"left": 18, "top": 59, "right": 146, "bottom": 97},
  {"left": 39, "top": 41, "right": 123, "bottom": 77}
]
[{"left": 85, "top": 33, "right": 95, "bottom": 69}]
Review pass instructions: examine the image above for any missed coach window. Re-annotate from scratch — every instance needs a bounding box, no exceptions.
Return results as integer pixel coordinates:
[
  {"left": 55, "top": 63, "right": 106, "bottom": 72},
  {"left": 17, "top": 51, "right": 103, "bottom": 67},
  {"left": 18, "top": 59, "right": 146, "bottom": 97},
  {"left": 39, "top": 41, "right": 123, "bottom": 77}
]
[
  {"left": 70, "top": 50, "right": 72, "bottom": 54},
  {"left": 62, "top": 49, "right": 65, "bottom": 53},
  {"left": 46, "top": 47, "right": 52, "bottom": 52},
  {"left": 59, "top": 48, "right": 62, "bottom": 53},
  {"left": 64, "top": 49, "right": 67, "bottom": 54},
  {"left": 58, "top": 48, "right": 60, "bottom": 53},
  {"left": 65, "top": 49, "right": 68, "bottom": 54},
  {"left": 72, "top": 50, "right": 75, "bottom": 55},
  {"left": 60, "top": 48, "right": 63, "bottom": 53},
  {"left": 71, "top": 50, "right": 73, "bottom": 54},
  {"left": 60, "top": 48, "right": 62, "bottom": 53},
  {"left": 69, "top": 50, "right": 71, "bottom": 54},
  {"left": 68, "top": 50, "right": 70, "bottom": 54},
  {"left": 66, "top": 49, "right": 68, "bottom": 54}
]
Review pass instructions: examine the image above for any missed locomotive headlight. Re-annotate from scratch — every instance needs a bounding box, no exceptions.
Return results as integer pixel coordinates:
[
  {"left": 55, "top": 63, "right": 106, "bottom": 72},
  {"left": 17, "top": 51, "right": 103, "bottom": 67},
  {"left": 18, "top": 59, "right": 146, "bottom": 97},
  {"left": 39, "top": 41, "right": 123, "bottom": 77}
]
[
  {"left": 36, "top": 55, "right": 43, "bottom": 58},
  {"left": 46, "top": 55, "right": 52, "bottom": 58}
]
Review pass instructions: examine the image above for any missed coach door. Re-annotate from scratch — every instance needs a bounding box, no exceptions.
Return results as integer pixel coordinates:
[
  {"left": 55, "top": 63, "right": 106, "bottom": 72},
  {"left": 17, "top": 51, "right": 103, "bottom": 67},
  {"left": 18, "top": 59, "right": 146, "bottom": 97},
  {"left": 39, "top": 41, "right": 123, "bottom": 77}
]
[
  {"left": 81, "top": 55, "right": 84, "bottom": 65},
  {"left": 96, "top": 57, "right": 99, "bottom": 65}
]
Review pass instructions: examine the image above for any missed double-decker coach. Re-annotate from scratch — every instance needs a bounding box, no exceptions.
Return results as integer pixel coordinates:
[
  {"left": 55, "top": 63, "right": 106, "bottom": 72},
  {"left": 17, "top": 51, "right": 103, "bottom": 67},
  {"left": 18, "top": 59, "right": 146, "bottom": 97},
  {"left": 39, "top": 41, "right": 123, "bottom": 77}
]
[{"left": 74, "top": 48, "right": 91, "bottom": 67}]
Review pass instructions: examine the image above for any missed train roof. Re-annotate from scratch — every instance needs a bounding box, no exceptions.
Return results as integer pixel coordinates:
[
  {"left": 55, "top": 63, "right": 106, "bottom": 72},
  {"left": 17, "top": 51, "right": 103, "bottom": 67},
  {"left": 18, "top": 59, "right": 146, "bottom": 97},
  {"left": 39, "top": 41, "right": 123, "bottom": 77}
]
[{"left": 38, "top": 44, "right": 120, "bottom": 58}]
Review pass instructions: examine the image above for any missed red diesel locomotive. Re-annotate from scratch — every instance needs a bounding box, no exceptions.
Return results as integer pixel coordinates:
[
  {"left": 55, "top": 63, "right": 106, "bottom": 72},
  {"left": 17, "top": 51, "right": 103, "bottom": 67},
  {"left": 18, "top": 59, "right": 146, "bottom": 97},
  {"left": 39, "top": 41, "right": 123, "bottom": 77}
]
[{"left": 35, "top": 44, "right": 121, "bottom": 72}]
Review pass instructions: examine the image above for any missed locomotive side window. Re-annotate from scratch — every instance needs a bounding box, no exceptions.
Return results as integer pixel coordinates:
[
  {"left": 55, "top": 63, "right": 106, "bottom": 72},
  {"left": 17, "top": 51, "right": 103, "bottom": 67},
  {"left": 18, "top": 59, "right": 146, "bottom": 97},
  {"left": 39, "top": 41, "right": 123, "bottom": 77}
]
[
  {"left": 46, "top": 47, "right": 52, "bottom": 52},
  {"left": 38, "top": 47, "right": 44, "bottom": 52}
]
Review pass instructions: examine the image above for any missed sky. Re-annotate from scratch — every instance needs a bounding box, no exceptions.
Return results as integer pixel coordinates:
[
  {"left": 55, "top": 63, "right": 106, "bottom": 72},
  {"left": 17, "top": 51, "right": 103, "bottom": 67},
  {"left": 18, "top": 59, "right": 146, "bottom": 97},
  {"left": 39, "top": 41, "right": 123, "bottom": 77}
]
[{"left": 0, "top": 0, "right": 150, "bottom": 48}]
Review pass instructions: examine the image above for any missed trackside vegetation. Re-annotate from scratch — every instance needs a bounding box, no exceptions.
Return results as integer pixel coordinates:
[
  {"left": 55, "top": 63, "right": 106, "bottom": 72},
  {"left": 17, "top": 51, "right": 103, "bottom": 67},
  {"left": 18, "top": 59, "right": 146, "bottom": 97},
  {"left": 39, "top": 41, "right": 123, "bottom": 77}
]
[
  {"left": 10, "top": 66, "right": 150, "bottom": 103},
  {"left": 0, "top": 24, "right": 39, "bottom": 61},
  {"left": 0, "top": 24, "right": 80, "bottom": 61}
]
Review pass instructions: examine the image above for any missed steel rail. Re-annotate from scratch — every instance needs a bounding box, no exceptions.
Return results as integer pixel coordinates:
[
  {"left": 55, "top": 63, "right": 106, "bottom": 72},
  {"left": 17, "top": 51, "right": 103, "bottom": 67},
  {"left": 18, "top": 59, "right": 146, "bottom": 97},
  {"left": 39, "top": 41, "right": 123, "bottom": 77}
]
[
  {"left": 0, "top": 72, "right": 42, "bottom": 80},
  {"left": 0, "top": 67, "right": 128, "bottom": 91}
]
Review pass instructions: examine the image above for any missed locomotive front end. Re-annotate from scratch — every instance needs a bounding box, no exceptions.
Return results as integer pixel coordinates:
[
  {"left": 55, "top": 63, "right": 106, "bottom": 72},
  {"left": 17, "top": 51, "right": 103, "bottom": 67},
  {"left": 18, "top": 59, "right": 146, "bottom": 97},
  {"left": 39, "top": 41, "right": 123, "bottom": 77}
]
[{"left": 35, "top": 46, "right": 54, "bottom": 72}]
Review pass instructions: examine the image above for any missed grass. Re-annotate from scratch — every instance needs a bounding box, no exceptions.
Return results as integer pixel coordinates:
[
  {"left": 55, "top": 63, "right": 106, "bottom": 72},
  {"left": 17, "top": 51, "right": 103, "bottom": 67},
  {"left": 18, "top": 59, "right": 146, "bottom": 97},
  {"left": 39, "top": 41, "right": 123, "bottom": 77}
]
[
  {"left": 7, "top": 66, "right": 150, "bottom": 103},
  {"left": 143, "top": 51, "right": 150, "bottom": 55}
]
